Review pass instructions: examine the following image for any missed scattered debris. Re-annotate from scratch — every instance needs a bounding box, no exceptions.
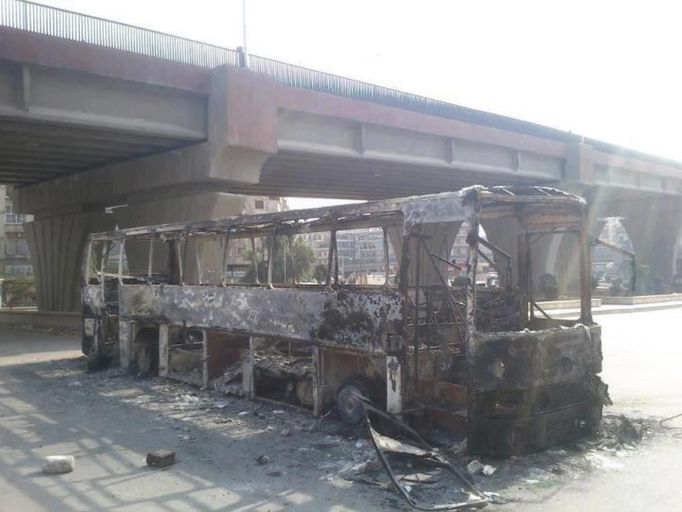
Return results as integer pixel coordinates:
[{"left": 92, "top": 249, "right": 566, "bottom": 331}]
[
  {"left": 550, "top": 465, "right": 565, "bottom": 475},
  {"left": 42, "top": 455, "right": 75, "bottom": 474},
  {"left": 467, "top": 459, "right": 496, "bottom": 476},
  {"left": 255, "top": 455, "right": 270, "bottom": 465},
  {"left": 447, "top": 439, "right": 468, "bottom": 456},
  {"left": 363, "top": 399, "right": 488, "bottom": 510},
  {"left": 35, "top": 352, "right": 665, "bottom": 511},
  {"left": 467, "top": 459, "right": 485, "bottom": 475},
  {"left": 526, "top": 467, "right": 553, "bottom": 480},
  {"left": 147, "top": 449, "right": 176, "bottom": 468},
  {"left": 616, "top": 415, "right": 642, "bottom": 444},
  {"left": 659, "top": 412, "right": 682, "bottom": 429},
  {"left": 584, "top": 452, "right": 624, "bottom": 471},
  {"left": 482, "top": 464, "right": 497, "bottom": 476}
]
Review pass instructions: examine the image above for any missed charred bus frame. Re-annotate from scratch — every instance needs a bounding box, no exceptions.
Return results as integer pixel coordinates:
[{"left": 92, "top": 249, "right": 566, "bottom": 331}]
[{"left": 82, "top": 186, "right": 604, "bottom": 455}]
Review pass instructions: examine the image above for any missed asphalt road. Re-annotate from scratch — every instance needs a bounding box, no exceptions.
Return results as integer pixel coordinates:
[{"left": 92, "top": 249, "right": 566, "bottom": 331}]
[{"left": 0, "top": 308, "right": 681, "bottom": 511}]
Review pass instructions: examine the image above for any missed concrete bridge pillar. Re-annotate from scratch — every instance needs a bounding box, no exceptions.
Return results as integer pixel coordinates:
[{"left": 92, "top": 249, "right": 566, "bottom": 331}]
[
  {"left": 483, "top": 207, "right": 595, "bottom": 300},
  {"left": 621, "top": 204, "right": 682, "bottom": 293},
  {"left": 24, "top": 210, "right": 114, "bottom": 312},
  {"left": 481, "top": 216, "right": 520, "bottom": 289},
  {"left": 23, "top": 192, "right": 247, "bottom": 312},
  {"left": 530, "top": 212, "right": 604, "bottom": 300}
]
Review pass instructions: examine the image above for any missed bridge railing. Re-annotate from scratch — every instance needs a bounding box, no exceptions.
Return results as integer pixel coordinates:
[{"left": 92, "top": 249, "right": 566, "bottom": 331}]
[
  {"left": 0, "top": 0, "right": 239, "bottom": 68},
  {"left": 0, "top": 0, "right": 562, "bottom": 142}
]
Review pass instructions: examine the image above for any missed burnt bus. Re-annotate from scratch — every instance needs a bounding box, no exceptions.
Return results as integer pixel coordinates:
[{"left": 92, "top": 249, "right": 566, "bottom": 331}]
[{"left": 82, "top": 185, "right": 605, "bottom": 455}]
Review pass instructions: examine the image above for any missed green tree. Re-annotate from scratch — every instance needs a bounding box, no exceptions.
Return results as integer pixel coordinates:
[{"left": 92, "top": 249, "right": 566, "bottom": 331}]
[{"left": 242, "top": 237, "right": 316, "bottom": 284}]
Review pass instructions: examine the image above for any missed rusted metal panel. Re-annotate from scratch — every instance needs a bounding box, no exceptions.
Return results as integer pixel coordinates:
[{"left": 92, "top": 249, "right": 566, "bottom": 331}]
[
  {"left": 402, "top": 193, "right": 474, "bottom": 230},
  {"left": 117, "top": 285, "right": 404, "bottom": 352}
]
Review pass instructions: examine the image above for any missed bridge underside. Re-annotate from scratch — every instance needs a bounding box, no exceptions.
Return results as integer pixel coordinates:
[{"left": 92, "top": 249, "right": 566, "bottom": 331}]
[
  {"left": 234, "top": 151, "right": 545, "bottom": 200},
  {"left": 0, "top": 118, "right": 194, "bottom": 185}
]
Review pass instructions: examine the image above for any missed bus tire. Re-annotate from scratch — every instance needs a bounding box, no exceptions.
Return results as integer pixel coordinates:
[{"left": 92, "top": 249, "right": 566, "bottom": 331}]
[{"left": 336, "top": 375, "right": 380, "bottom": 425}]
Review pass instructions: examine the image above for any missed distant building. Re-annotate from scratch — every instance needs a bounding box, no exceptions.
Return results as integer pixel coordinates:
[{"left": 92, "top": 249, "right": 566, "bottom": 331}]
[
  {"left": 302, "top": 224, "right": 473, "bottom": 277},
  {"left": 0, "top": 186, "right": 33, "bottom": 277},
  {"left": 301, "top": 228, "right": 396, "bottom": 276}
]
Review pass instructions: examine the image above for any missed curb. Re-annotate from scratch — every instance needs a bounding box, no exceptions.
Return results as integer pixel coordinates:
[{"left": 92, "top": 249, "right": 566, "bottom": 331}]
[{"left": 554, "top": 301, "right": 682, "bottom": 318}]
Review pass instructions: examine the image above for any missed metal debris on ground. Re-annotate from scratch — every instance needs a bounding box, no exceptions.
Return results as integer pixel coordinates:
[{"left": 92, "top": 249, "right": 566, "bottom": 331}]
[
  {"left": 659, "top": 412, "right": 682, "bottom": 439},
  {"left": 362, "top": 398, "right": 488, "bottom": 510},
  {"left": 615, "top": 415, "right": 642, "bottom": 444}
]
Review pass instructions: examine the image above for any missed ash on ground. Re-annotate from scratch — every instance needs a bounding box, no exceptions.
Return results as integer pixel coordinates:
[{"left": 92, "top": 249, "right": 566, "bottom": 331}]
[{"left": 44, "top": 356, "right": 663, "bottom": 510}]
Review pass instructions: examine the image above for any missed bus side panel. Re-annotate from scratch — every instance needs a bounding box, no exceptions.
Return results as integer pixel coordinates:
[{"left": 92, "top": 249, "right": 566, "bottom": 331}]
[{"left": 117, "top": 285, "right": 404, "bottom": 353}]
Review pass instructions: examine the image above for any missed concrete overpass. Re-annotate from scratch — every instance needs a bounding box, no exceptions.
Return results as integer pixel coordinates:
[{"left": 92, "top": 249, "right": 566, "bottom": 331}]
[{"left": 1, "top": 0, "right": 681, "bottom": 310}]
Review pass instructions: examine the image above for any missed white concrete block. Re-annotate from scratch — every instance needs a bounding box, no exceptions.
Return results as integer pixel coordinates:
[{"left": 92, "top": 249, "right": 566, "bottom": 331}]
[{"left": 42, "top": 455, "right": 75, "bottom": 474}]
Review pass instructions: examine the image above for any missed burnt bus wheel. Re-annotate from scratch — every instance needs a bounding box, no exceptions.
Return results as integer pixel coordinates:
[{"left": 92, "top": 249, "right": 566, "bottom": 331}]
[{"left": 336, "top": 375, "right": 384, "bottom": 425}]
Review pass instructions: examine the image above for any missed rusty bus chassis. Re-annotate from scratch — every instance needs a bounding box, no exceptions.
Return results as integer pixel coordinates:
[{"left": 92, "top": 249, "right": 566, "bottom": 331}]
[{"left": 82, "top": 185, "right": 606, "bottom": 458}]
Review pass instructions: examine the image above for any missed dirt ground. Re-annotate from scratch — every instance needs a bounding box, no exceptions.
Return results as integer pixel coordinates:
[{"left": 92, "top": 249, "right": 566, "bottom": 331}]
[{"left": 1, "top": 308, "right": 682, "bottom": 511}]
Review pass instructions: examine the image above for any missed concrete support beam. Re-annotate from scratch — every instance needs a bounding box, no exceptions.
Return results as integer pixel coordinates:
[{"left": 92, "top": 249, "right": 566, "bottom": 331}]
[
  {"left": 564, "top": 141, "right": 594, "bottom": 184},
  {"left": 0, "top": 62, "right": 207, "bottom": 139},
  {"left": 12, "top": 66, "right": 277, "bottom": 217}
]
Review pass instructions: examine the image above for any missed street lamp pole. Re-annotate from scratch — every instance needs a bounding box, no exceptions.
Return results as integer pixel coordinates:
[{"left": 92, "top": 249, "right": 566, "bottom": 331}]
[{"left": 241, "top": 0, "right": 250, "bottom": 68}]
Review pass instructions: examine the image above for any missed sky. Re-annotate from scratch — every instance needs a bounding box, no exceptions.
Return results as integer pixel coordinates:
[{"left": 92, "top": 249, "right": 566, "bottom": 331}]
[{"left": 39, "top": 0, "right": 682, "bottom": 209}]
